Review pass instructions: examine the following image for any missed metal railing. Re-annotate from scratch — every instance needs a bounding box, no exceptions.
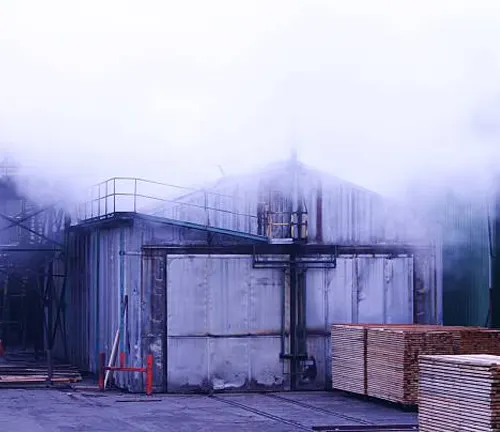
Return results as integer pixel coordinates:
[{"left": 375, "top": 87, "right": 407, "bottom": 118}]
[{"left": 75, "top": 177, "right": 261, "bottom": 235}]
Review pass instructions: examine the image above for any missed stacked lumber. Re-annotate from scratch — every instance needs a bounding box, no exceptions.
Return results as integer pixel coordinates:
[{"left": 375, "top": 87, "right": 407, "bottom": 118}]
[
  {"left": 331, "top": 324, "right": 417, "bottom": 395},
  {"left": 331, "top": 324, "right": 367, "bottom": 394},
  {"left": 419, "top": 354, "right": 500, "bottom": 432},
  {"left": 331, "top": 324, "right": 500, "bottom": 405},
  {"left": 456, "top": 329, "right": 500, "bottom": 355},
  {"left": 0, "top": 353, "right": 82, "bottom": 386},
  {"left": 366, "top": 328, "right": 455, "bottom": 405}
]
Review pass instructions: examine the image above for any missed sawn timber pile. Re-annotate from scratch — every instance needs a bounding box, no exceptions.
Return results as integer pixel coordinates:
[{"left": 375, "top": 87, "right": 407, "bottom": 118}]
[
  {"left": 331, "top": 324, "right": 500, "bottom": 405},
  {"left": 419, "top": 354, "right": 500, "bottom": 432},
  {"left": 330, "top": 324, "right": 421, "bottom": 396},
  {"left": 366, "top": 327, "right": 454, "bottom": 405},
  {"left": 330, "top": 324, "right": 367, "bottom": 394},
  {"left": 0, "top": 352, "right": 82, "bottom": 386}
]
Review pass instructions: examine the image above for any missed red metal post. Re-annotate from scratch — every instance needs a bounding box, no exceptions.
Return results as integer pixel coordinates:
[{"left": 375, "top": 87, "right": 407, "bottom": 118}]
[
  {"left": 120, "top": 351, "right": 126, "bottom": 368},
  {"left": 98, "top": 352, "right": 105, "bottom": 391},
  {"left": 145, "top": 354, "right": 153, "bottom": 396}
]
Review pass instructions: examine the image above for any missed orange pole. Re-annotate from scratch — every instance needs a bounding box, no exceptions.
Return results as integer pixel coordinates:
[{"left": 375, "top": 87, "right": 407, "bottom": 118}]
[
  {"left": 119, "top": 351, "right": 126, "bottom": 368},
  {"left": 146, "top": 355, "right": 153, "bottom": 396}
]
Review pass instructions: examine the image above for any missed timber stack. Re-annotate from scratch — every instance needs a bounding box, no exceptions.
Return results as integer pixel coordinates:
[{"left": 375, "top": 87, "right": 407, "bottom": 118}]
[
  {"left": 330, "top": 324, "right": 367, "bottom": 394},
  {"left": 331, "top": 324, "right": 500, "bottom": 406},
  {"left": 0, "top": 352, "right": 82, "bottom": 386},
  {"left": 366, "top": 328, "right": 454, "bottom": 405},
  {"left": 419, "top": 354, "right": 500, "bottom": 432}
]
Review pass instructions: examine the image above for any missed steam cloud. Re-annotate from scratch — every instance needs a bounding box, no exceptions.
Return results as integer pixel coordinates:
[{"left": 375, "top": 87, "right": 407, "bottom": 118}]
[{"left": 1, "top": 0, "right": 500, "bottom": 208}]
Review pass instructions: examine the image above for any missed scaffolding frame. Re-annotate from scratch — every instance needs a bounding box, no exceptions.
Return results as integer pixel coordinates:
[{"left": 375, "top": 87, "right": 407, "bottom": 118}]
[{"left": 0, "top": 180, "right": 69, "bottom": 385}]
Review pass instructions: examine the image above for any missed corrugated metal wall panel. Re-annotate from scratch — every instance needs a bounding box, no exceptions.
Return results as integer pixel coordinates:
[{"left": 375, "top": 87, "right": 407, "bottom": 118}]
[
  {"left": 63, "top": 225, "right": 142, "bottom": 390},
  {"left": 305, "top": 256, "right": 414, "bottom": 390},
  {"left": 440, "top": 195, "right": 490, "bottom": 326}
]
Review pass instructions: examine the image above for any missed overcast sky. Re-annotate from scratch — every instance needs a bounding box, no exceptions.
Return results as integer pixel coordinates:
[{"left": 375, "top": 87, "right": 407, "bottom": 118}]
[{"left": 1, "top": 0, "right": 500, "bottom": 200}]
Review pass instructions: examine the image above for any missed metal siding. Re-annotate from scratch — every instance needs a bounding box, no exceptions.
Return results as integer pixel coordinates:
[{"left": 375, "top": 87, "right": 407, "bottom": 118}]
[
  {"left": 158, "top": 163, "right": 428, "bottom": 246},
  {"left": 165, "top": 255, "right": 285, "bottom": 392},
  {"left": 305, "top": 256, "right": 414, "bottom": 390},
  {"left": 441, "top": 196, "right": 490, "bottom": 326}
]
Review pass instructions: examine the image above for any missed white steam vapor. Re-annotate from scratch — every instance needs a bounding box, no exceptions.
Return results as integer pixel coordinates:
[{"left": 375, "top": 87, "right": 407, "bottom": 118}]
[{"left": 1, "top": 0, "right": 500, "bottom": 205}]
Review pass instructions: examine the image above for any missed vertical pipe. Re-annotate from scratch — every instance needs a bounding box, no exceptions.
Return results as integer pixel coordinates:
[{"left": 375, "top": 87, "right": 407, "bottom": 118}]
[
  {"left": 95, "top": 230, "right": 100, "bottom": 372},
  {"left": 299, "top": 270, "right": 307, "bottom": 358},
  {"left": 46, "top": 261, "right": 54, "bottom": 386},
  {"left": 316, "top": 185, "right": 323, "bottom": 243},
  {"left": 99, "top": 352, "right": 105, "bottom": 390},
  {"left": 119, "top": 227, "right": 125, "bottom": 356},
  {"left": 146, "top": 354, "right": 154, "bottom": 395},
  {"left": 289, "top": 253, "right": 297, "bottom": 390},
  {"left": 280, "top": 269, "right": 286, "bottom": 357}
]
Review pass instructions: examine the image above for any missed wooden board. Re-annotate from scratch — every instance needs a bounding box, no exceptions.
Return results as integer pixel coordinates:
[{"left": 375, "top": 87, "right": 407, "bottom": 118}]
[{"left": 419, "top": 354, "right": 500, "bottom": 432}]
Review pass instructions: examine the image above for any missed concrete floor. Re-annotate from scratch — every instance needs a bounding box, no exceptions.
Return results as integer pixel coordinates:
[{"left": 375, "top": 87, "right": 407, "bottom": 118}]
[{"left": 0, "top": 389, "right": 417, "bottom": 432}]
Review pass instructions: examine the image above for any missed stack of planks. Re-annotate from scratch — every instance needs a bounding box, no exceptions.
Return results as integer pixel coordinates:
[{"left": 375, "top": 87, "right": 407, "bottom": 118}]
[
  {"left": 366, "top": 327, "right": 455, "bottom": 405},
  {"left": 419, "top": 354, "right": 500, "bottom": 431},
  {"left": 331, "top": 324, "right": 500, "bottom": 406},
  {"left": 0, "top": 353, "right": 82, "bottom": 386},
  {"left": 330, "top": 324, "right": 368, "bottom": 394},
  {"left": 331, "top": 324, "right": 419, "bottom": 396},
  {"left": 0, "top": 365, "right": 82, "bottom": 385},
  {"left": 456, "top": 329, "right": 500, "bottom": 355}
]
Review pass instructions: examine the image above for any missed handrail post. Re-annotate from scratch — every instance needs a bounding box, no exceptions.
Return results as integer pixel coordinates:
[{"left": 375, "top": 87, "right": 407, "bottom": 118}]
[
  {"left": 204, "top": 189, "right": 208, "bottom": 226},
  {"left": 105, "top": 181, "right": 108, "bottom": 215},
  {"left": 134, "top": 179, "right": 138, "bottom": 213},
  {"left": 98, "top": 183, "right": 101, "bottom": 217},
  {"left": 113, "top": 179, "right": 116, "bottom": 213}
]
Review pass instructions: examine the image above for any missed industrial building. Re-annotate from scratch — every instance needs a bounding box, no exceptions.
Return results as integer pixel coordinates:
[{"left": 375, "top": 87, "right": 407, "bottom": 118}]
[{"left": 1, "top": 156, "right": 442, "bottom": 393}]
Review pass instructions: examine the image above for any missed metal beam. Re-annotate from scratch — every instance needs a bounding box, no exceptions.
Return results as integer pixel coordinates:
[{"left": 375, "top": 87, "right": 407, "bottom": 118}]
[
  {"left": 0, "top": 247, "right": 61, "bottom": 252},
  {"left": 142, "top": 243, "right": 430, "bottom": 257},
  {"left": 0, "top": 203, "right": 58, "bottom": 235},
  {"left": 0, "top": 213, "right": 64, "bottom": 247}
]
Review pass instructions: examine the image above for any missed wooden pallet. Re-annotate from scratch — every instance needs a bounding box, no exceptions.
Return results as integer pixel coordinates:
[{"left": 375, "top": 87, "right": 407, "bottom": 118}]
[{"left": 419, "top": 354, "right": 500, "bottom": 432}]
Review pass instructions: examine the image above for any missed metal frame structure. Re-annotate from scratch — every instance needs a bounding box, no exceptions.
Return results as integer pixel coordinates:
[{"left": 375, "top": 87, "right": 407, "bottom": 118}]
[{"left": 0, "top": 173, "right": 69, "bottom": 385}]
